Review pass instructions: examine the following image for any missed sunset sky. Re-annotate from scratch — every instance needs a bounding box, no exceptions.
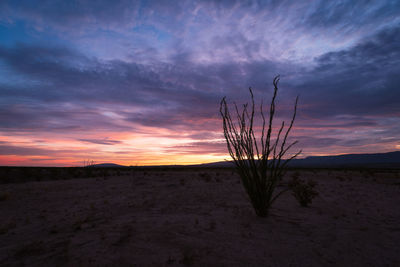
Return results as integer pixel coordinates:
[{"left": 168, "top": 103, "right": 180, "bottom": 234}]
[{"left": 0, "top": 0, "right": 399, "bottom": 166}]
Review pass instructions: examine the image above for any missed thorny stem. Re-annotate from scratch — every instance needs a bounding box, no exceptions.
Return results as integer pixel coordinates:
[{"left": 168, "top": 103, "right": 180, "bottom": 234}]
[{"left": 220, "top": 75, "right": 300, "bottom": 217}]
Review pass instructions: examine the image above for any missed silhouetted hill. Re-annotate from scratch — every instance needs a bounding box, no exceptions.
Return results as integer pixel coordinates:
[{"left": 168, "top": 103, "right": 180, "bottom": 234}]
[
  {"left": 196, "top": 151, "right": 400, "bottom": 168},
  {"left": 86, "top": 151, "right": 400, "bottom": 169},
  {"left": 290, "top": 151, "right": 400, "bottom": 168},
  {"left": 90, "top": 163, "right": 127, "bottom": 168}
]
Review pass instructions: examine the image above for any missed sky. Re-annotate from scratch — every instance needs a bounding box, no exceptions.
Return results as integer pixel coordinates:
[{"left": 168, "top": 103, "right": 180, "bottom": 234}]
[{"left": 0, "top": 0, "right": 399, "bottom": 166}]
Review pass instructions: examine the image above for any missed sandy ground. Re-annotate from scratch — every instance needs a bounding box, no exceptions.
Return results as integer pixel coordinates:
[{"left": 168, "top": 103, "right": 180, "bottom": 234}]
[{"left": 0, "top": 169, "right": 400, "bottom": 266}]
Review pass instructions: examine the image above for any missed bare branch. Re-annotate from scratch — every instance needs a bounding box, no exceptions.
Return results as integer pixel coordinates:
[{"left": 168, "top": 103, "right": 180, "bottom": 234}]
[{"left": 220, "top": 75, "right": 300, "bottom": 217}]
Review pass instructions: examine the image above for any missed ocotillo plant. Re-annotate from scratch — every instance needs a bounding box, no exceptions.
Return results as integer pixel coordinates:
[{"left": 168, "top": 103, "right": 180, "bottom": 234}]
[{"left": 220, "top": 75, "right": 301, "bottom": 217}]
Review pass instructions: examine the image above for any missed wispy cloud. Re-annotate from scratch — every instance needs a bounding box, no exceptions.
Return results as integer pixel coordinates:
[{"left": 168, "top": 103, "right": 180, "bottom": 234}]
[{"left": 78, "top": 138, "right": 122, "bottom": 145}]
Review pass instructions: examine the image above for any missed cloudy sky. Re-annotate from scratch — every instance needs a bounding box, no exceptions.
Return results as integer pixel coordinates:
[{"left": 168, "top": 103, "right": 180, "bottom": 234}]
[{"left": 0, "top": 0, "right": 399, "bottom": 166}]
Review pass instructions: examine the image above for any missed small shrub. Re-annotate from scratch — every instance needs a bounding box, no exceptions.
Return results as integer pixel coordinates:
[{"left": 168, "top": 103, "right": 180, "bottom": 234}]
[
  {"left": 102, "top": 169, "right": 109, "bottom": 178},
  {"left": 83, "top": 159, "right": 95, "bottom": 167},
  {"left": 291, "top": 171, "right": 301, "bottom": 180},
  {"left": 85, "top": 168, "right": 93, "bottom": 178},
  {"left": 0, "top": 192, "right": 10, "bottom": 201},
  {"left": 199, "top": 172, "right": 212, "bottom": 182},
  {"left": 206, "top": 220, "right": 216, "bottom": 231},
  {"left": 0, "top": 220, "right": 16, "bottom": 235},
  {"left": 336, "top": 176, "right": 345, "bottom": 181},
  {"left": 180, "top": 248, "right": 196, "bottom": 266},
  {"left": 289, "top": 176, "right": 318, "bottom": 207},
  {"left": 14, "top": 241, "right": 44, "bottom": 258},
  {"left": 166, "top": 256, "right": 176, "bottom": 265}
]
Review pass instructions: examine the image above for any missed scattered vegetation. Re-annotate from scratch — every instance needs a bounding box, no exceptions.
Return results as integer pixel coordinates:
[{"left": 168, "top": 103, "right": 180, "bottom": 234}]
[
  {"left": 220, "top": 76, "right": 301, "bottom": 217},
  {"left": 206, "top": 220, "right": 216, "bottom": 231},
  {"left": 166, "top": 256, "right": 176, "bottom": 265},
  {"left": 14, "top": 241, "right": 45, "bottom": 258},
  {"left": 0, "top": 192, "right": 10, "bottom": 201},
  {"left": 289, "top": 175, "right": 318, "bottom": 207},
  {"left": 180, "top": 248, "right": 196, "bottom": 266},
  {"left": 199, "top": 172, "right": 212, "bottom": 182},
  {"left": 0, "top": 220, "right": 16, "bottom": 235},
  {"left": 83, "top": 159, "right": 96, "bottom": 167}
]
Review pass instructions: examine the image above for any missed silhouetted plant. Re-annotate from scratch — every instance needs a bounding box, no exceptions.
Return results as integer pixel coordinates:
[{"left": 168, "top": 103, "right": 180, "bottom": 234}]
[
  {"left": 199, "top": 172, "right": 212, "bottom": 182},
  {"left": 289, "top": 176, "right": 318, "bottom": 207},
  {"left": 83, "top": 159, "right": 95, "bottom": 167},
  {"left": 180, "top": 248, "right": 196, "bottom": 266},
  {"left": 0, "top": 192, "right": 10, "bottom": 201},
  {"left": 220, "top": 75, "right": 301, "bottom": 217}
]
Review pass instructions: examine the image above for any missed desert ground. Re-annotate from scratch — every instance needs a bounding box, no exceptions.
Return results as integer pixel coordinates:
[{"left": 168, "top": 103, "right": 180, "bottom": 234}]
[{"left": 0, "top": 167, "right": 399, "bottom": 266}]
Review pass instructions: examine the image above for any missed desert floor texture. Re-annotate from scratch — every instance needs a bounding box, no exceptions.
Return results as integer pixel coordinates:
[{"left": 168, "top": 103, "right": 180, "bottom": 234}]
[{"left": 1, "top": 168, "right": 400, "bottom": 266}]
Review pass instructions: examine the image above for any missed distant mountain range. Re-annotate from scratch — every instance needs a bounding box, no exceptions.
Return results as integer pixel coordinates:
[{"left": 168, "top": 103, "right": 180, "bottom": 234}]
[
  {"left": 90, "top": 151, "right": 400, "bottom": 169},
  {"left": 194, "top": 151, "right": 400, "bottom": 168},
  {"left": 288, "top": 151, "right": 400, "bottom": 168}
]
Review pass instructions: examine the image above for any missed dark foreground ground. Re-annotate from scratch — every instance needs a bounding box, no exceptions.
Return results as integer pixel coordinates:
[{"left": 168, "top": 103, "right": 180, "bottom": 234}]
[{"left": 0, "top": 168, "right": 400, "bottom": 266}]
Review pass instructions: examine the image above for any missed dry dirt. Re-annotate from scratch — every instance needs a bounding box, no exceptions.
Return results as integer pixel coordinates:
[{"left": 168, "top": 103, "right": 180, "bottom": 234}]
[{"left": 1, "top": 169, "right": 400, "bottom": 266}]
